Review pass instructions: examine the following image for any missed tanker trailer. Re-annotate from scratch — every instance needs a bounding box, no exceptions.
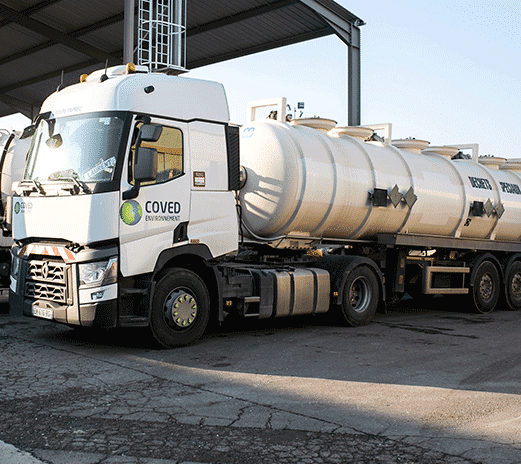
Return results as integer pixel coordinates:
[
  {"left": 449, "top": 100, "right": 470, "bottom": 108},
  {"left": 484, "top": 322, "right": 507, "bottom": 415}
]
[{"left": 238, "top": 115, "right": 521, "bottom": 317}]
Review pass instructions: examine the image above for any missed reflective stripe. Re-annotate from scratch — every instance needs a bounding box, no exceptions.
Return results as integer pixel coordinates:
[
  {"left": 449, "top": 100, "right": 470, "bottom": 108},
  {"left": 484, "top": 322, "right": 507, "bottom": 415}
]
[{"left": 18, "top": 244, "right": 76, "bottom": 261}]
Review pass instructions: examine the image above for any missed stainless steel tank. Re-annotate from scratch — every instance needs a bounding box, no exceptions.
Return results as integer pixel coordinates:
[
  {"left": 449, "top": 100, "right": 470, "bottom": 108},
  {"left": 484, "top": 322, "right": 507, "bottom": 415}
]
[{"left": 239, "top": 119, "right": 521, "bottom": 242}]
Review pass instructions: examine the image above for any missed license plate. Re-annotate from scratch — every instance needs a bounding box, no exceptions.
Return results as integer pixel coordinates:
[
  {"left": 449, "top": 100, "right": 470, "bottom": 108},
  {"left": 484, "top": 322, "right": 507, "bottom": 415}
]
[{"left": 32, "top": 306, "right": 53, "bottom": 320}]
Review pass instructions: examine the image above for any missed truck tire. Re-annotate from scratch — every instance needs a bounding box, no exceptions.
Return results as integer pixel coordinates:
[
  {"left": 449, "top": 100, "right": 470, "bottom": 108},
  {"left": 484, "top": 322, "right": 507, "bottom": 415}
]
[
  {"left": 505, "top": 261, "right": 521, "bottom": 311},
  {"left": 150, "top": 268, "right": 210, "bottom": 347},
  {"left": 470, "top": 260, "right": 500, "bottom": 314},
  {"left": 340, "top": 265, "right": 379, "bottom": 326}
]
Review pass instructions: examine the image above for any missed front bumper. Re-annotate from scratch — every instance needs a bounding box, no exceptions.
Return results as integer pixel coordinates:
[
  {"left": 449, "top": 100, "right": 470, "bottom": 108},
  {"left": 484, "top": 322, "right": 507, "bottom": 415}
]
[
  {"left": 11, "top": 289, "right": 118, "bottom": 328},
  {"left": 10, "top": 244, "right": 119, "bottom": 328}
]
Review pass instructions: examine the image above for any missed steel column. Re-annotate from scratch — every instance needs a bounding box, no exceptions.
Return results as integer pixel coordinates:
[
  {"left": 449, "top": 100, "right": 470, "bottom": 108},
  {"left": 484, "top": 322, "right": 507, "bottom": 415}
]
[
  {"left": 123, "top": 0, "right": 135, "bottom": 64},
  {"left": 347, "top": 24, "right": 361, "bottom": 126}
]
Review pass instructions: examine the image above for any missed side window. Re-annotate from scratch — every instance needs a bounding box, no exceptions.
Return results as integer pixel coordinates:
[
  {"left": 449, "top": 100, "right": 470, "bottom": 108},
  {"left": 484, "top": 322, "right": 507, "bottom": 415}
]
[{"left": 130, "top": 125, "right": 183, "bottom": 186}]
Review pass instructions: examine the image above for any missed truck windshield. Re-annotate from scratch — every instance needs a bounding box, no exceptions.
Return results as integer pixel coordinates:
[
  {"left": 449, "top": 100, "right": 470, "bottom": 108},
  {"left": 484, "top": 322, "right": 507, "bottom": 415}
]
[{"left": 24, "top": 111, "right": 131, "bottom": 185}]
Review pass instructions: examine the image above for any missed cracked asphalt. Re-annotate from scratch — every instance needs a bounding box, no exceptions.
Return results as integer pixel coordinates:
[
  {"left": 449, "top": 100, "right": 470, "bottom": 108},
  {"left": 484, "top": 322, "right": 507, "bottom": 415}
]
[{"left": 1, "top": 297, "right": 521, "bottom": 464}]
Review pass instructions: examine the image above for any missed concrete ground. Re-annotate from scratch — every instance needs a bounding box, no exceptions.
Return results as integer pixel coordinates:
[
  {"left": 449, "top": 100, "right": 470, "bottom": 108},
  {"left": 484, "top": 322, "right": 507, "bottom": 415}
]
[{"left": 1, "top": 297, "right": 520, "bottom": 464}]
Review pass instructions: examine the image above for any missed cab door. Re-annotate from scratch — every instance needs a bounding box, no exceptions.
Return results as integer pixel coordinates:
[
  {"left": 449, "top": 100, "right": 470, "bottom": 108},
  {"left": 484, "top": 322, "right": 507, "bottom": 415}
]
[{"left": 119, "top": 119, "right": 190, "bottom": 277}]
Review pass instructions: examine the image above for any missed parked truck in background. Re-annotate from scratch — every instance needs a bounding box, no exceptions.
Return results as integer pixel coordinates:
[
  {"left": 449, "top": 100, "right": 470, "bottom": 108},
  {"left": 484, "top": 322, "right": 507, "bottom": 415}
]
[
  {"left": 0, "top": 130, "right": 31, "bottom": 298},
  {"left": 8, "top": 64, "right": 521, "bottom": 347}
]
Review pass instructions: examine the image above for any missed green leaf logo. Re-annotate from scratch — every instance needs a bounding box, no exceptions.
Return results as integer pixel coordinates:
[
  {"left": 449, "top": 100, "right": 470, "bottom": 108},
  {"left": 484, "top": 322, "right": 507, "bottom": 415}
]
[{"left": 120, "top": 200, "right": 142, "bottom": 226}]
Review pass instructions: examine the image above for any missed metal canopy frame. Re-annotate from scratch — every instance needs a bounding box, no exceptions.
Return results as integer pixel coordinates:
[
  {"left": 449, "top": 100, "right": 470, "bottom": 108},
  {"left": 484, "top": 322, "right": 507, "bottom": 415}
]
[{"left": 0, "top": 0, "right": 363, "bottom": 125}]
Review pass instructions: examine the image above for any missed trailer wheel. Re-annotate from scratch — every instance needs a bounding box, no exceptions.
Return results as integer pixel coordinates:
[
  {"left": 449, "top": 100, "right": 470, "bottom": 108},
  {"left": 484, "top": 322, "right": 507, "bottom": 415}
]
[
  {"left": 470, "top": 260, "right": 500, "bottom": 314},
  {"left": 150, "top": 268, "right": 210, "bottom": 347},
  {"left": 505, "top": 261, "right": 521, "bottom": 311},
  {"left": 340, "top": 266, "right": 379, "bottom": 326}
]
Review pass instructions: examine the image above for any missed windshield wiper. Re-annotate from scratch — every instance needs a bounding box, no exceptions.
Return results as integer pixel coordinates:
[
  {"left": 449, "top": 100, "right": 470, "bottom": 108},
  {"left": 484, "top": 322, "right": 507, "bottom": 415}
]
[
  {"left": 33, "top": 179, "right": 46, "bottom": 195},
  {"left": 71, "top": 177, "right": 91, "bottom": 194},
  {"left": 47, "top": 169, "right": 91, "bottom": 194},
  {"left": 56, "top": 177, "right": 91, "bottom": 195},
  {"left": 26, "top": 179, "right": 46, "bottom": 195}
]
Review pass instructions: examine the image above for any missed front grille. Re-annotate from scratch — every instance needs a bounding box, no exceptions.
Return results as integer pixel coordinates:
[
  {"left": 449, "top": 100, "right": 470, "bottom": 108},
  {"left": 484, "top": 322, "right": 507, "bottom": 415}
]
[
  {"left": 26, "top": 282, "right": 67, "bottom": 303},
  {"left": 28, "top": 260, "right": 66, "bottom": 283},
  {"left": 25, "top": 260, "right": 68, "bottom": 303}
]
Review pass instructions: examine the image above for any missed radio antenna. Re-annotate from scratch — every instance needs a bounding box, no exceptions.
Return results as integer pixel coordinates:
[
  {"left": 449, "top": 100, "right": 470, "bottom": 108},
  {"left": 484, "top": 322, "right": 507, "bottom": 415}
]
[
  {"left": 100, "top": 59, "right": 109, "bottom": 82},
  {"left": 56, "top": 70, "right": 65, "bottom": 92}
]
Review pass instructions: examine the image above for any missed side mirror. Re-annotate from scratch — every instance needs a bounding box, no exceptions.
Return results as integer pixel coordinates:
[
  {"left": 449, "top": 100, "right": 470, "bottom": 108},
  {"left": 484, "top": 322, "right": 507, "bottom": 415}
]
[
  {"left": 122, "top": 124, "right": 161, "bottom": 200},
  {"left": 21, "top": 111, "right": 53, "bottom": 139},
  {"left": 139, "top": 124, "right": 163, "bottom": 142},
  {"left": 45, "top": 133, "right": 63, "bottom": 149},
  {"left": 20, "top": 125, "right": 36, "bottom": 140},
  {"left": 134, "top": 146, "right": 157, "bottom": 182}
]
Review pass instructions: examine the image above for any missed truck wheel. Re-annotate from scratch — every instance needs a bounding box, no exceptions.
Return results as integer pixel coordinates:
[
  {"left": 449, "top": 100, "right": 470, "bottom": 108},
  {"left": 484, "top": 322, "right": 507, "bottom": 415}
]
[
  {"left": 150, "top": 268, "right": 210, "bottom": 347},
  {"left": 340, "top": 266, "right": 379, "bottom": 326},
  {"left": 470, "top": 260, "right": 500, "bottom": 314},
  {"left": 505, "top": 261, "right": 521, "bottom": 311}
]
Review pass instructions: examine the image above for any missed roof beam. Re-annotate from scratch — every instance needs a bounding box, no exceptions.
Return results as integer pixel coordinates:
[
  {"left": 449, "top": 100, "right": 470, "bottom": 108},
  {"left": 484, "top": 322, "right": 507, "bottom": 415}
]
[
  {"left": 0, "top": 3, "right": 120, "bottom": 65},
  {"left": 0, "top": 12, "right": 124, "bottom": 67},
  {"left": 0, "top": 55, "right": 110, "bottom": 117},
  {"left": 299, "top": 0, "right": 364, "bottom": 32},
  {"left": 0, "top": 92, "right": 34, "bottom": 118},
  {"left": 188, "top": 27, "right": 330, "bottom": 69},
  {"left": 0, "top": 0, "right": 62, "bottom": 29},
  {"left": 0, "top": 57, "right": 102, "bottom": 95},
  {"left": 187, "top": 0, "right": 300, "bottom": 37}
]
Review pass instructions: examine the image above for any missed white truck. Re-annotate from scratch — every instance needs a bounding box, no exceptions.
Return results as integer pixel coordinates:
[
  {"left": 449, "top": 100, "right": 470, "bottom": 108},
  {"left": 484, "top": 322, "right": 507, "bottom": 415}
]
[
  {"left": 9, "top": 64, "right": 521, "bottom": 347},
  {"left": 0, "top": 130, "right": 32, "bottom": 297}
]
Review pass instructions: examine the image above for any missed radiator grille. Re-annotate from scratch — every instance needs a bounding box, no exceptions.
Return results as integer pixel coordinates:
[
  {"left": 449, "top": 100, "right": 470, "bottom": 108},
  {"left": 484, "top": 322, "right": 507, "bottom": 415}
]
[
  {"left": 26, "top": 282, "right": 67, "bottom": 303},
  {"left": 25, "top": 260, "right": 68, "bottom": 303}
]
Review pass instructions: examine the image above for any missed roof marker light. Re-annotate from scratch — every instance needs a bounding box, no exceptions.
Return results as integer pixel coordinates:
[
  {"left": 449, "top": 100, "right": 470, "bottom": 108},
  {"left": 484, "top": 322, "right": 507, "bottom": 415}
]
[
  {"left": 80, "top": 74, "right": 88, "bottom": 83},
  {"left": 126, "top": 63, "right": 136, "bottom": 74}
]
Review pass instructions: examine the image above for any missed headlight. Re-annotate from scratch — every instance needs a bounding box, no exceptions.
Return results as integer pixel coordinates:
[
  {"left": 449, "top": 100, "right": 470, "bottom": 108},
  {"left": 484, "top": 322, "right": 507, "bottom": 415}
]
[
  {"left": 11, "top": 254, "right": 21, "bottom": 278},
  {"left": 79, "top": 257, "right": 118, "bottom": 288}
]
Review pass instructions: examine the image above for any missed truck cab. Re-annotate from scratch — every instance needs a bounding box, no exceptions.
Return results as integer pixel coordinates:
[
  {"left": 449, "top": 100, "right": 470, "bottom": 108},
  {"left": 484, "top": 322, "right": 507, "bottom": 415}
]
[{"left": 10, "top": 64, "right": 240, "bottom": 345}]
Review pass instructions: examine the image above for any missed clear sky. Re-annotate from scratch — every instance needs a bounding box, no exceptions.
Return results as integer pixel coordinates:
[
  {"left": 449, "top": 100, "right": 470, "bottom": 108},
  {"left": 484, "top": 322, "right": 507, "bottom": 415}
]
[{"left": 1, "top": 0, "right": 519, "bottom": 158}]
